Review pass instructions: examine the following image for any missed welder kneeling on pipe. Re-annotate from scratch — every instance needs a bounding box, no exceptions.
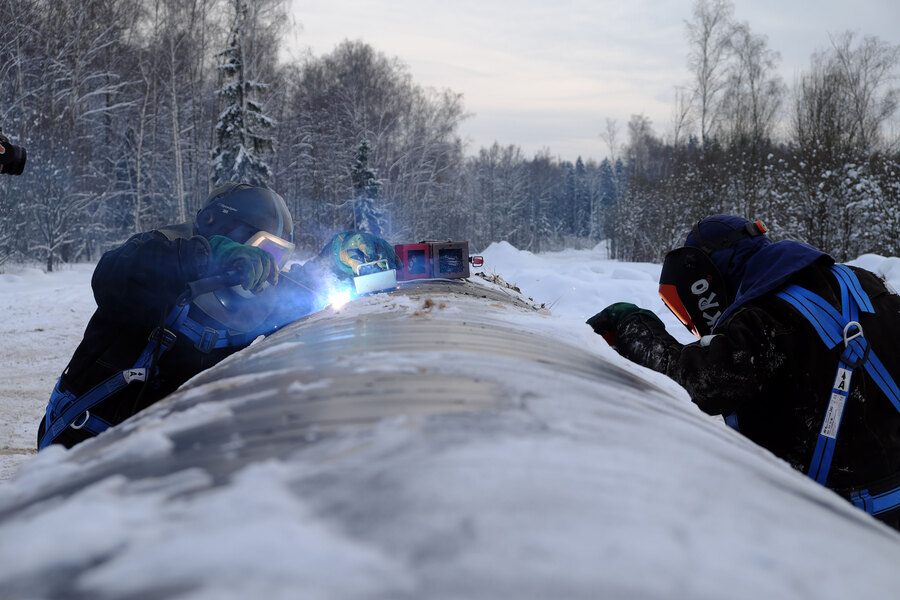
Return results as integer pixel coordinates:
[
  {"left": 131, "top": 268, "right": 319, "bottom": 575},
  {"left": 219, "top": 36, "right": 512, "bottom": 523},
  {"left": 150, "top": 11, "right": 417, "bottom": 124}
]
[
  {"left": 38, "top": 183, "right": 398, "bottom": 450},
  {"left": 589, "top": 214, "right": 900, "bottom": 530}
]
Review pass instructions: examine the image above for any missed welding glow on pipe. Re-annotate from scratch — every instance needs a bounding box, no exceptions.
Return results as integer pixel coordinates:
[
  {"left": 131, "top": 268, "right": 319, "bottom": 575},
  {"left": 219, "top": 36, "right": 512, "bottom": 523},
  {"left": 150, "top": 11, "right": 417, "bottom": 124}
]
[{"left": 328, "top": 288, "right": 352, "bottom": 309}]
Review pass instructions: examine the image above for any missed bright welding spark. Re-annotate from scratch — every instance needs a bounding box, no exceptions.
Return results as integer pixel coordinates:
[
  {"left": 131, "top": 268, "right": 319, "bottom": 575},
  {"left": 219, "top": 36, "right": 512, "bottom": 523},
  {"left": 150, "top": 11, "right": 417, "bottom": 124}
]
[{"left": 328, "top": 288, "right": 352, "bottom": 309}]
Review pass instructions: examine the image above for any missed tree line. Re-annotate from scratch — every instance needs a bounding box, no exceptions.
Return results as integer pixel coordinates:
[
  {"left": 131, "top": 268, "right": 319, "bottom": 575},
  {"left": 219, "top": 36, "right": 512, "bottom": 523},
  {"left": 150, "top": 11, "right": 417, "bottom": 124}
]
[
  {"left": 610, "top": 0, "right": 900, "bottom": 263},
  {"left": 1, "top": 0, "right": 898, "bottom": 271}
]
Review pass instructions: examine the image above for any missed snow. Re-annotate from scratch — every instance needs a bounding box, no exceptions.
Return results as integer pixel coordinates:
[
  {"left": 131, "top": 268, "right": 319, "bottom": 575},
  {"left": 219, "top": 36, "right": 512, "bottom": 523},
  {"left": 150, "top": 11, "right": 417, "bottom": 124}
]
[
  {"left": 0, "top": 264, "right": 97, "bottom": 480},
  {"left": 479, "top": 241, "right": 699, "bottom": 345},
  {"left": 65, "top": 463, "right": 413, "bottom": 600},
  {"left": 3, "top": 244, "right": 900, "bottom": 598}
]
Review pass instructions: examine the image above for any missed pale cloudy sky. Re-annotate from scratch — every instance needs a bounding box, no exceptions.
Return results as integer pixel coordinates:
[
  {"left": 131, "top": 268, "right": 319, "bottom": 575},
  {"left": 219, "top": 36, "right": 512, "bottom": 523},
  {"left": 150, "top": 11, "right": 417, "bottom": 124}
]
[{"left": 286, "top": 0, "right": 900, "bottom": 162}]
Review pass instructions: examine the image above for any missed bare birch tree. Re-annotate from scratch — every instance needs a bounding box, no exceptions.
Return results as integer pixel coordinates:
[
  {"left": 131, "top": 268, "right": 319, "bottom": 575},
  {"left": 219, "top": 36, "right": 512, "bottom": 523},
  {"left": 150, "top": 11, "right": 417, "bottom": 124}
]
[{"left": 685, "top": 0, "right": 735, "bottom": 145}]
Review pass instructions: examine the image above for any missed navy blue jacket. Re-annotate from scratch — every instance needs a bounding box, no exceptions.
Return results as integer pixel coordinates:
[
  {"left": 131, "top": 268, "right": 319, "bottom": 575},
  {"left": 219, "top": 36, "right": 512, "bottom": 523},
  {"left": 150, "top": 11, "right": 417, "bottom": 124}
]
[{"left": 41, "top": 224, "right": 318, "bottom": 448}]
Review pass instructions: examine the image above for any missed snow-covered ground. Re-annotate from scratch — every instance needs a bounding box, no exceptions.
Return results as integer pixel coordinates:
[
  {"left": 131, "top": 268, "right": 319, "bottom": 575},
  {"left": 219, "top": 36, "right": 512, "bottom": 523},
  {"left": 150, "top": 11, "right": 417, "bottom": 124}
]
[
  {"left": 0, "top": 264, "right": 98, "bottom": 480},
  {"left": 3, "top": 243, "right": 900, "bottom": 599}
]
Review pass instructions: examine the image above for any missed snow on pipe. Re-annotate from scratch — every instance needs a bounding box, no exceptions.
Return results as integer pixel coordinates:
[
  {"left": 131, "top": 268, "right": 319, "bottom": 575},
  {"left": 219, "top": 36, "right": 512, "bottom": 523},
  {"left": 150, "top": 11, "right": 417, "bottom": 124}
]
[{"left": 1, "top": 278, "right": 900, "bottom": 600}]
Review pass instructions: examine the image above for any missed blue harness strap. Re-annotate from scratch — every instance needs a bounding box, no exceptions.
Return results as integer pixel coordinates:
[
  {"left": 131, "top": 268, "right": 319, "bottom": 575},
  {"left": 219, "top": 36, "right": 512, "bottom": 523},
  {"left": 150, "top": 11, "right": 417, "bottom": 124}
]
[
  {"left": 39, "top": 300, "right": 265, "bottom": 449},
  {"left": 38, "top": 304, "right": 188, "bottom": 450},
  {"left": 774, "top": 264, "right": 900, "bottom": 516},
  {"left": 40, "top": 368, "right": 147, "bottom": 449},
  {"left": 850, "top": 487, "right": 900, "bottom": 515},
  {"left": 173, "top": 310, "right": 261, "bottom": 352}
]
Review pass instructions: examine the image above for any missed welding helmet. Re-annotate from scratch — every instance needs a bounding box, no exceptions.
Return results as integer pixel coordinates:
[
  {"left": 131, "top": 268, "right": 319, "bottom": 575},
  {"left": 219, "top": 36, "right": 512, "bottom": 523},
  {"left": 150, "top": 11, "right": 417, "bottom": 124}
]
[
  {"left": 193, "top": 183, "right": 296, "bottom": 333},
  {"left": 196, "top": 183, "right": 294, "bottom": 246},
  {"left": 659, "top": 217, "right": 767, "bottom": 337}
]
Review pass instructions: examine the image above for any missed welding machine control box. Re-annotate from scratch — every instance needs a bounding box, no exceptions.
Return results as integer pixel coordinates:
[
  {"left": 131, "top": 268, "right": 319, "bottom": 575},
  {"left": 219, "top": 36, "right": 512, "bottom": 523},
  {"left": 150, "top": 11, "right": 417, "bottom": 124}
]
[{"left": 394, "top": 241, "right": 478, "bottom": 281}]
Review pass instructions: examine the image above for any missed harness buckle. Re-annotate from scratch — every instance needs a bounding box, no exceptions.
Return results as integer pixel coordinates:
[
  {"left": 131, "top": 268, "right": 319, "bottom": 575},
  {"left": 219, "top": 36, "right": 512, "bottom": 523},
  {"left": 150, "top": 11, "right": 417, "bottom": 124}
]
[
  {"left": 840, "top": 321, "right": 871, "bottom": 368},
  {"left": 196, "top": 327, "right": 220, "bottom": 353},
  {"left": 149, "top": 327, "right": 177, "bottom": 351},
  {"left": 70, "top": 411, "right": 90, "bottom": 430},
  {"left": 843, "top": 321, "right": 863, "bottom": 346}
]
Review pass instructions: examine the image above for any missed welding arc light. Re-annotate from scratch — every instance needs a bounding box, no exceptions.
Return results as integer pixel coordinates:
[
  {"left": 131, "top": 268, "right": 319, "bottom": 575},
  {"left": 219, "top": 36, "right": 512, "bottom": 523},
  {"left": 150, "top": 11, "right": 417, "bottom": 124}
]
[{"left": 328, "top": 288, "right": 352, "bottom": 309}]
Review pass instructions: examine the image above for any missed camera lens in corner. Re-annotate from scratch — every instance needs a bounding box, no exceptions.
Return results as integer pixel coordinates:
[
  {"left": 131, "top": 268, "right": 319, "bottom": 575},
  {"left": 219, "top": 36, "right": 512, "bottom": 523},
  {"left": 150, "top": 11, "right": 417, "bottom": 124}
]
[{"left": 0, "top": 135, "right": 27, "bottom": 176}]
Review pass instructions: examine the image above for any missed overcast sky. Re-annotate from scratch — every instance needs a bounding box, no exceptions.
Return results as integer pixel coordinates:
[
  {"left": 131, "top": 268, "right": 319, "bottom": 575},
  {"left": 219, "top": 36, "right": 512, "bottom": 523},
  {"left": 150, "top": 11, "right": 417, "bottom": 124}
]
[{"left": 286, "top": 0, "right": 900, "bottom": 162}]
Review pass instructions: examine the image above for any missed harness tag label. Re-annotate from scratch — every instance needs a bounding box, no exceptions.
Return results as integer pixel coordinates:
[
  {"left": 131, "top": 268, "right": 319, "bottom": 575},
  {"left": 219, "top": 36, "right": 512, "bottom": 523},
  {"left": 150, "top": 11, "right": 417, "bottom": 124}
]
[
  {"left": 124, "top": 368, "right": 147, "bottom": 384},
  {"left": 833, "top": 368, "right": 852, "bottom": 392},
  {"left": 821, "top": 393, "right": 848, "bottom": 439}
]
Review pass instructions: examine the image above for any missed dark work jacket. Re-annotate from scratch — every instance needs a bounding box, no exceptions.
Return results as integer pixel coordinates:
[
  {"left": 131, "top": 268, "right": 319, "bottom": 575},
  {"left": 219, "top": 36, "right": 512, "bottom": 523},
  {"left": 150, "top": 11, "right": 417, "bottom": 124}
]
[
  {"left": 615, "top": 259, "right": 900, "bottom": 515},
  {"left": 40, "top": 223, "right": 318, "bottom": 449}
]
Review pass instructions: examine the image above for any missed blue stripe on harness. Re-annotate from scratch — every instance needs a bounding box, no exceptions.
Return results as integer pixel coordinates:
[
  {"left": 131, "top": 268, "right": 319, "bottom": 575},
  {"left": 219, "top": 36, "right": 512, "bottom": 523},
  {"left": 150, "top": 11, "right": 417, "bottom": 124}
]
[
  {"left": 173, "top": 310, "right": 260, "bottom": 352},
  {"left": 39, "top": 301, "right": 263, "bottom": 449},
  {"left": 40, "top": 369, "right": 144, "bottom": 449},
  {"left": 774, "top": 264, "right": 900, "bottom": 516},
  {"left": 851, "top": 487, "right": 900, "bottom": 515},
  {"left": 38, "top": 304, "right": 188, "bottom": 450},
  {"left": 833, "top": 265, "right": 875, "bottom": 313},
  {"left": 776, "top": 287, "right": 843, "bottom": 347}
]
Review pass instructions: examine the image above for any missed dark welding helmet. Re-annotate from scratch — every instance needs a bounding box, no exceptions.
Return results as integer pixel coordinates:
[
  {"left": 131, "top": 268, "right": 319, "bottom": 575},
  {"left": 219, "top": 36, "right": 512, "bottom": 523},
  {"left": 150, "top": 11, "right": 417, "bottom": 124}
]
[
  {"left": 659, "top": 219, "right": 767, "bottom": 337},
  {"left": 193, "top": 183, "right": 296, "bottom": 333},
  {"left": 195, "top": 183, "right": 293, "bottom": 244}
]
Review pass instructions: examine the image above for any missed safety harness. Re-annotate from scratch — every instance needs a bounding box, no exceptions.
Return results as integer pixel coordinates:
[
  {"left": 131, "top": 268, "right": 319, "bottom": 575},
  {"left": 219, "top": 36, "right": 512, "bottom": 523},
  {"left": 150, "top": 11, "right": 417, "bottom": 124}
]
[
  {"left": 38, "top": 303, "right": 259, "bottom": 450},
  {"left": 774, "top": 264, "right": 900, "bottom": 516}
]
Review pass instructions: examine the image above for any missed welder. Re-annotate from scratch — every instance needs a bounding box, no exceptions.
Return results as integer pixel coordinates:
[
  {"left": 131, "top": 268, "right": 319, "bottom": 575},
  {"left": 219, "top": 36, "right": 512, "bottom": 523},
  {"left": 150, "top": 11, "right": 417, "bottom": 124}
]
[
  {"left": 589, "top": 214, "right": 900, "bottom": 529},
  {"left": 38, "top": 183, "right": 398, "bottom": 449}
]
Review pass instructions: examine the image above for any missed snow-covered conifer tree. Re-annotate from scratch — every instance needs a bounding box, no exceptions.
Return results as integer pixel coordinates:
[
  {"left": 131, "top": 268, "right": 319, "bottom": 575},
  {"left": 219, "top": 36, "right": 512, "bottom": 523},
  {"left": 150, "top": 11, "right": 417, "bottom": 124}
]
[
  {"left": 351, "top": 140, "right": 385, "bottom": 237},
  {"left": 211, "top": 0, "right": 275, "bottom": 188}
]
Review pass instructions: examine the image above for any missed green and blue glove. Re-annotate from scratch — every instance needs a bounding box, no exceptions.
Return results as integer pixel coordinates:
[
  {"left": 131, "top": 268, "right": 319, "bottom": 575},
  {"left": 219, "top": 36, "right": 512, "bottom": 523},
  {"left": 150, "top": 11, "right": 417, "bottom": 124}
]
[
  {"left": 327, "top": 231, "right": 400, "bottom": 279},
  {"left": 208, "top": 235, "right": 278, "bottom": 294}
]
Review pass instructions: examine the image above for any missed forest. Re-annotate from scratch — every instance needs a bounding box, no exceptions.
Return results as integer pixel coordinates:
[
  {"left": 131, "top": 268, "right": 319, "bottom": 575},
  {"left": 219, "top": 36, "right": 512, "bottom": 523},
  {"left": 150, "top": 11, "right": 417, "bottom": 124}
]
[{"left": 1, "top": 0, "right": 898, "bottom": 270}]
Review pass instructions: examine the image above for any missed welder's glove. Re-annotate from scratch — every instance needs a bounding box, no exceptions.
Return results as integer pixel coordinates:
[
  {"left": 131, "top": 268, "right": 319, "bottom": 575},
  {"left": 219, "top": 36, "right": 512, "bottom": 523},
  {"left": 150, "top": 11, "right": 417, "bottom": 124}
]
[
  {"left": 208, "top": 235, "right": 278, "bottom": 293},
  {"left": 327, "top": 231, "right": 400, "bottom": 279},
  {"left": 587, "top": 302, "right": 662, "bottom": 346}
]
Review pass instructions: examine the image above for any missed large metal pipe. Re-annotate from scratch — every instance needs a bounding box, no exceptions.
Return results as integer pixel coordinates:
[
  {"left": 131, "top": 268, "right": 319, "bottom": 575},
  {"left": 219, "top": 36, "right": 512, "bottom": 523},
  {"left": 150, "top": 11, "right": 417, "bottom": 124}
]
[{"left": 1, "top": 279, "right": 899, "bottom": 599}]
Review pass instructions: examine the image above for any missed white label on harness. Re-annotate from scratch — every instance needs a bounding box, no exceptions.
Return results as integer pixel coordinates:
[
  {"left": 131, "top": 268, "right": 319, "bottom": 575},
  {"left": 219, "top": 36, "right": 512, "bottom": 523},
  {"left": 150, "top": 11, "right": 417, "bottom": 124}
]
[
  {"left": 821, "top": 392, "right": 847, "bottom": 439},
  {"left": 833, "top": 368, "right": 852, "bottom": 393},
  {"left": 124, "top": 368, "right": 147, "bottom": 384}
]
